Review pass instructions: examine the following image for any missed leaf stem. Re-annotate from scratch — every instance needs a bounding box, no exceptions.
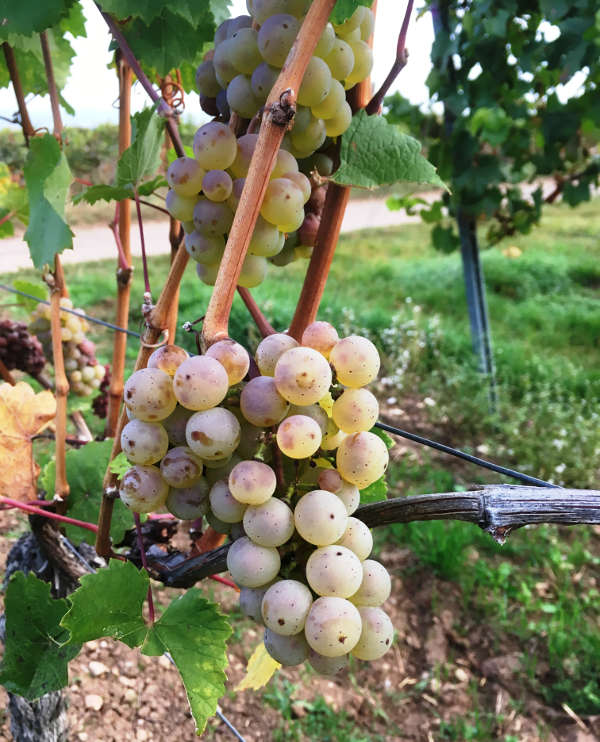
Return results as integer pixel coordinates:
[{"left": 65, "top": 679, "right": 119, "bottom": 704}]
[
  {"left": 134, "top": 512, "right": 155, "bottom": 623},
  {"left": 137, "top": 198, "right": 170, "bottom": 216},
  {"left": 134, "top": 189, "right": 151, "bottom": 296},
  {"left": 0, "top": 496, "right": 98, "bottom": 532}
]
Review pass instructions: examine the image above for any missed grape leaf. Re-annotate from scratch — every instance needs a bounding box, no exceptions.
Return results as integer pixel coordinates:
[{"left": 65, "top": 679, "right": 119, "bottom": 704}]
[
  {"left": 23, "top": 134, "right": 73, "bottom": 269},
  {"left": 61, "top": 560, "right": 149, "bottom": 649},
  {"left": 116, "top": 109, "right": 165, "bottom": 188},
  {"left": 235, "top": 641, "right": 280, "bottom": 692},
  {"left": 73, "top": 176, "right": 167, "bottom": 205},
  {"left": 331, "top": 110, "right": 447, "bottom": 191},
  {"left": 369, "top": 426, "right": 394, "bottom": 450},
  {"left": 359, "top": 475, "right": 387, "bottom": 504},
  {"left": 141, "top": 590, "right": 231, "bottom": 734},
  {"left": 330, "top": 0, "right": 373, "bottom": 24},
  {"left": 13, "top": 280, "right": 47, "bottom": 311},
  {"left": 0, "top": 572, "right": 80, "bottom": 699},
  {"left": 109, "top": 451, "right": 131, "bottom": 478},
  {"left": 41, "top": 439, "right": 135, "bottom": 546},
  {"left": 0, "top": 0, "right": 73, "bottom": 35}
]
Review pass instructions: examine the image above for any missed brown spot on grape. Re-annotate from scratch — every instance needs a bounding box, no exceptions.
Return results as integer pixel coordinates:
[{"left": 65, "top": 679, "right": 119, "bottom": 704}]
[
  {"left": 126, "top": 390, "right": 133, "bottom": 399},
  {"left": 191, "top": 431, "right": 211, "bottom": 444},
  {"left": 385, "top": 639, "right": 390, "bottom": 645},
  {"left": 129, "top": 440, "right": 136, "bottom": 447},
  {"left": 339, "top": 635, "right": 346, "bottom": 644},
  {"left": 336, "top": 551, "right": 342, "bottom": 556},
  {"left": 329, "top": 513, "right": 334, "bottom": 519},
  {"left": 278, "top": 618, "right": 285, "bottom": 625}
]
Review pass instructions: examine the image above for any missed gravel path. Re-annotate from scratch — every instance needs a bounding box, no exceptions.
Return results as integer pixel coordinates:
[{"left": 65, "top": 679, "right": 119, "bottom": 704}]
[{"left": 0, "top": 198, "right": 421, "bottom": 274}]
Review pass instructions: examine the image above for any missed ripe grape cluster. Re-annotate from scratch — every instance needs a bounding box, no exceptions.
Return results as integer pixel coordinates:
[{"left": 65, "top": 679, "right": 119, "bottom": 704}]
[
  {"left": 118, "top": 321, "right": 394, "bottom": 673},
  {"left": 0, "top": 319, "right": 46, "bottom": 377},
  {"left": 165, "top": 3, "right": 374, "bottom": 286},
  {"left": 29, "top": 299, "right": 105, "bottom": 396}
]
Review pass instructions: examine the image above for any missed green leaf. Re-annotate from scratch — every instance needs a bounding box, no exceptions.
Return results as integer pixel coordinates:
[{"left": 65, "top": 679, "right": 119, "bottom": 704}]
[
  {"left": 331, "top": 110, "right": 447, "bottom": 191},
  {"left": 331, "top": 0, "right": 374, "bottom": 25},
  {"left": 23, "top": 135, "right": 73, "bottom": 269},
  {"left": 0, "top": 0, "right": 73, "bottom": 35},
  {"left": 73, "top": 183, "right": 133, "bottom": 205},
  {"left": 42, "top": 439, "right": 135, "bottom": 546},
  {"left": 431, "top": 224, "right": 460, "bottom": 254},
  {"left": 61, "top": 560, "right": 149, "bottom": 649},
  {"left": 142, "top": 590, "right": 232, "bottom": 734},
  {"left": 13, "top": 280, "right": 47, "bottom": 311},
  {"left": 0, "top": 572, "right": 80, "bottom": 699},
  {"left": 360, "top": 475, "right": 387, "bottom": 504},
  {"left": 109, "top": 451, "right": 131, "bottom": 478},
  {"left": 369, "top": 426, "right": 394, "bottom": 450},
  {"left": 116, "top": 109, "right": 165, "bottom": 188}
]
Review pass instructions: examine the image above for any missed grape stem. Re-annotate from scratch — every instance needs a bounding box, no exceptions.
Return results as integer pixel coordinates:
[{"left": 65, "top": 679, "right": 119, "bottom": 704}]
[
  {"left": 2, "top": 42, "right": 36, "bottom": 143},
  {"left": 201, "top": 0, "right": 338, "bottom": 347},
  {"left": 134, "top": 512, "right": 156, "bottom": 623},
  {"left": 237, "top": 287, "right": 276, "bottom": 338},
  {"left": 39, "top": 30, "right": 63, "bottom": 141},
  {"left": 0, "top": 497, "right": 98, "bottom": 533},
  {"left": 134, "top": 188, "right": 152, "bottom": 296}
]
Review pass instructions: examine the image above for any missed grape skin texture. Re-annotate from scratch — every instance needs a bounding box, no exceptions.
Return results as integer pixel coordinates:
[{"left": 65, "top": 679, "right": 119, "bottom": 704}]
[
  {"left": 286, "top": 402, "right": 328, "bottom": 435},
  {"left": 239, "top": 583, "right": 274, "bottom": 623},
  {"left": 193, "top": 121, "right": 237, "bottom": 170},
  {"left": 185, "top": 231, "right": 225, "bottom": 265},
  {"left": 350, "top": 560, "right": 392, "bottom": 606},
  {"left": 226, "top": 536, "right": 281, "bottom": 587},
  {"left": 204, "top": 454, "right": 241, "bottom": 485},
  {"left": 336, "top": 432, "right": 389, "bottom": 489},
  {"left": 332, "top": 388, "right": 379, "bottom": 433},
  {"left": 336, "top": 517, "right": 373, "bottom": 561},
  {"left": 166, "top": 480, "right": 210, "bottom": 520},
  {"left": 119, "top": 465, "right": 169, "bottom": 514},
  {"left": 173, "top": 355, "right": 229, "bottom": 411},
  {"left": 166, "top": 190, "right": 198, "bottom": 222},
  {"left": 202, "top": 169, "right": 233, "bottom": 202},
  {"left": 240, "top": 375, "right": 290, "bottom": 426},
  {"left": 209, "top": 480, "right": 247, "bottom": 523},
  {"left": 305, "top": 545, "right": 363, "bottom": 598},
  {"left": 304, "top": 597, "right": 362, "bottom": 657},
  {"left": 264, "top": 628, "right": 309, "bottom": 666},
  {"left": 229, "top": 460, "right": 277, "bottom": 505},
  {"left": 186, "top": 407, "right": 241, "bottom": 460},
  {"left": 123, "top": 368, "right": 177, "bottom": 422},
  {"left": 243, "top": 498, "right": 294, "bottom": 547},
  {"left": 205, "top": 339, "right": 250, "bottom": 386},
  {"left": 260, "top": 178, "right": 305, "bottom": 228},
  {"left": 159, "top": 446, "right": 204, "bottom": 488},
  {"left": 261, "top": 579, "right": 313, "bottom": 635},
  {"left": 193, "top": 198, "right": 234, "bottom": 236},
  {"left": 276, "top": 414, "right": 322, "bottom": 459},
  {"left": 274, "top": 346, "right": 332, "bottom": 405},
  {"left": 294, "top": 490, "right": 348, "bottom": 546},
  {"left": 320, "top": 419, "right": 347, "bottom": 451},
  {"left": 301, "top": 321, "right": 339, "bottom": 359},
  {"left": 147, "top": 344, "right": 189, "bottom": 377},
  {"left": 307, "top": 649, "right": 348, "bottom": 675},
  {"left": 329, "top": 335, "right": 380, "bottom": 388},
  {"left": 121, "top": 419, "right": 169, "bottom": 465},
  {"left": 162, "top": 405, "right": 193, "bottom": 446},
  {"left": 297, "top": 56, "right": 332, "bottom": 107},
  {"left": 257, "top": 14, "right": 300, "bottom": 67},
  {"left": 239, "top": 253, "right": 268, "bottom": 288},
  {"left": 167, "top": 157, "right": 205, "bottom": 197},
  {"left": 255, "top": 333, "right": 298, "bottom": 376},
  {"left": 351, "top": 607, "right": 394, "bottom": 661}
]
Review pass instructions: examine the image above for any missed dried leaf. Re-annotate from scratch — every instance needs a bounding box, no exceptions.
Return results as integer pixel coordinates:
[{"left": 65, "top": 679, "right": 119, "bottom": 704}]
[{"left": 0, "top": 381, "right": 56, "bottom": 501}]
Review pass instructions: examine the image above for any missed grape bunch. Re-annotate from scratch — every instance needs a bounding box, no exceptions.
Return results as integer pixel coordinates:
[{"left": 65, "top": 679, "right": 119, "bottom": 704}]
[
  {"left": 118, "top": 321, "right": 394, "bottom": 673},
  {"left": 0, "top": 319, "right": 46, "bottom": 377},
  {"left": 29, "top": 298, "right": 105, "bottom": 396}
]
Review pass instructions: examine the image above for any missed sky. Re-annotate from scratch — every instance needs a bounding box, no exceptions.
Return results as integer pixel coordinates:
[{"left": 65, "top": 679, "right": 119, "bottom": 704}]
[{"left": 0, "top": 0, "right": 435, "bottom": 130}]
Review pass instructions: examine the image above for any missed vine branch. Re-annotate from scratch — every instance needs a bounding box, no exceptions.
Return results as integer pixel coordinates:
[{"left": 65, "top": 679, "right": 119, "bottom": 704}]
[
  {"left": 39, "top": 31, "right": 63, "bottom": 139},
  {"left": 2, "top": 43, "right": 35, "bottom": 142}
]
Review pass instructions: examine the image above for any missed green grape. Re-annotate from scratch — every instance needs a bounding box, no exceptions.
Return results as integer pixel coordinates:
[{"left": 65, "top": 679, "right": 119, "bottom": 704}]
[
  {"left": 304, "top": 597, "right": 362, "bottom": 657},
  {"left": 276, "top": 414, "right": 322, "bottom": 458},
  {"left": 277, "top": 208, "right": 305, "bottom": 234},
  {"left": 297, "top": 56, "right": 332, "bottom": 107},
  {"left": 301, "top": 321, "right": 339, "bottom": 359},
  {"left": 351, "top": 606, "right": 393, "bottom": 661},
  {"left": 229, "top": 460, "right": 276, "bottom": 505},
  {"left": 165, "top": 190, "right": 198, "bottom": 222},
  {"left": 123, "top": 368, "right": 177, "bottom": 422},
  {"left": 173, "top": 355, "right": 229, "bottom": 411},
  {"left": 251, "top": 62, "right": 279, "bottom": 103},
  {"left": 324, "top": 40, "right": 355, "bottom": 81},
  {"left": 333, "top": 6, "right": 367, "bottom": 38},
  {"left": 195, "top": 60, "right": 221, "bottom": 98},
  {"left": 359, "top": 8, "right": 375, "bottom": 41},
  {"left": 269, "top": 240, "right": 296, "bottom": 266},
  {"left": 229, "top": 27, "right": 262, "bottom": 74},
  {"left": 255, "top": 333, "right": 299, "bottom": 376},
  {"left": 273, "top": 346, "right": 332, "bottom": 405},
  {"left": 227, "top": 74, "right": 261, "bottom": 119},
  {"left": 294, "top": 490, "right": 348, "bottom": 546},
  {"left": 324, "top": 101, "right": 353, "bottom": 137},
  {"left": 350, "top": 560, "right": 391, "bottom": 606},
  {"left": 147, "top": 344, "right": 189, "bottom": 376},
  {"left": 193, "top": 198, "right": 234, "bottom": 236},
  {"left": 314, "top": 22, "right": 335, "bottom": 58},
  {"left": 305, "top": 545, "right": 363, "bottom": 597},
  {"left": 204, "top": 454, "right": 242, "bottom": 485},
  {"left": 228, "top": 15, "right": 253, "bottom": 35},
  {"left": 205, "top": 339, "right": 250, "bottom": 386},
  {"left": 249, "top": 216, "right": 285, "bottom": 257},
  {"left": 264, "top": 628, "right": 309, "bottom": 665},
  {"left": 209, "top": 480, "right": 247, "bottom": 523},
  {"left": 227, "top": 536, "right": 281, "bottom": 588},
  {"left": 185, "top": 230, "right": 225, "bottom": 265},
  {"left": 311, "top": 78, "right": 346, "bottom": 120},
  {"left": 214, "top": 19, "right": 231, "bottom": 46},
  {"left": 243, "top": 498, "right": 294, "bottom": 547},
  {"left": 162, "top": 405, "right": 193, "bottom": 447},
  {"left": 186, "top": 407, "right": 241, "bottom": 460},
  {"left": 261, "top": 580, "right": 313, "bottom": 636},
  {"left": 121, "top": 419, "right": 169, "bottom": 465},
  {"left": 290, "top": 116, "right": 326, "bottom": 156},
  {"left": 166, "top": 479, "right": 210, "bottom": 520},
  {"left": 320, "top": 418, "right": 347, "bottom": 451},
  {"left": 260, "top": 178, "right": 305, "bottom": 227},
  {"left": 336, "top": 432, "right": 389, "bottom": 489},
  {"left": 206, "top": 510, "right": 232, "bottom": 534},
  {"left": 251, "top": 0, "right": 309, "bottom": 24},
  {"left": 307, "top": 649, "right": 348, "bottom": 675},
  {"left": 271, "top": 148, "right": 299, "bottom": 179},
  {"left": 193, "top": 121, "right": 237, "bottom": 170},
  {"left": 336, "top": 517, "right": 373, "bottom": 561},
  {"left": 240, "top": 376, "right": 289, "bottom": 426},
  {"left": 329, "top": 335, "right": 380, "bottom": 387},
  {"left": 230, "top": 133, "right": 258, "bottom": 178},
  {"left": 239, "top": 253, "right": 268, "bottom": 288},
  {"left": 167, "top": 157, "right": 205, "bottom": 197},
  {"left": 281, "top": 170, "right": 311, "bottom": 203},
  {"left": 213, "top": 37, "right": 239, "bottom": 88},
  {"left": 332, "top": 388, "right": 379, "bottom": 433},
  {"left": 196, "top": 262, "right": 219, "bottom": 286},
  {"left": 257, "top": 14, "right": 300, "bottom": 67},
  {"left": 202, "top": 169, "right": 233, "bottom": 202},
  {"left": 160, "top": 446, "right": 204, "bottom": 488},
  {"left": 292, "top": 105, "right": 313, "bottom": 133},
  {"left": 181, "top": 219, "right": 195, "bottom": 234},
  {"left": 119, "top": 465, "right": 169, "bottom": 514},
  {"left": 286, "top": 402, "right": 328, "bottom": 435},
  {"left": 345, "top": 39, "right": 374, "bottom": 88}
]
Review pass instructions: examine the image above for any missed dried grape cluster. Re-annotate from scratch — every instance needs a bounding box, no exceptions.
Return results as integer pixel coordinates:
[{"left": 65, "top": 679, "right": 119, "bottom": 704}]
[
  {"left": 165, "top": 3, "right": 374, "bottom": 285},
  {"left": 119, "top": 321, "right": 394, "bottom": 672},
  {"left": 0, "top": 319, "right": 46, "bottom": 377},
  {"left": 29, "top": 298, "right": 105, "bottom": 396}
]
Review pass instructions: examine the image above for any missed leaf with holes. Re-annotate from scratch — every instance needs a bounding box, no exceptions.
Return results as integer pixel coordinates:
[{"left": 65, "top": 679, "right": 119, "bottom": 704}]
[
  {"left": 61, "top": 560, "right": 149, "bottom": 649},
  {"left": 23, "top": 135, "right": 73, "bottom": 269},
  {"left": 0, "top": 572, "right": 80, "bottom": 699},
  {"left": 142, "top": 590, "right": 231, "bottom": 734},
  {"left": 331, "top": 110, "right": 447, "bottom": 192}
]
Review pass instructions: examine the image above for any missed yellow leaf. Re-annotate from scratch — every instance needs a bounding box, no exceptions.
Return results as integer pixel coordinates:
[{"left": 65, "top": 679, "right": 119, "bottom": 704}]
[
  {"left": 502, "top": 245, "right": 522, "bottom": 259},
  {"left": 314, "top": 457, "right": 334, "bottom": 470},
  {"left": 318, "top": 391, "right": 334, "bottom": 418},
  {"left": 0, "top": 381, "right": 56, "bottom": 501},
  {"left": 235, "top": 642, "right": 280, "bottom": 692}
]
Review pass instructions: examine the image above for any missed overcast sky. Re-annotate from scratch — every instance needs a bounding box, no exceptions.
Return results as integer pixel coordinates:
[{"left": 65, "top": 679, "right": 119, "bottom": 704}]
[{"left": 0, "top": 0, "right": 435, "bottom": 130}]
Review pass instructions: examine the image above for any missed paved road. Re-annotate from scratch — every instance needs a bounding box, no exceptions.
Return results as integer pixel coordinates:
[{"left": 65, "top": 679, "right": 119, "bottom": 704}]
[{"left": 0, "top": 197, "right": 421, "bottom": 274}]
